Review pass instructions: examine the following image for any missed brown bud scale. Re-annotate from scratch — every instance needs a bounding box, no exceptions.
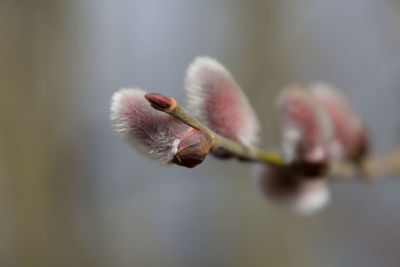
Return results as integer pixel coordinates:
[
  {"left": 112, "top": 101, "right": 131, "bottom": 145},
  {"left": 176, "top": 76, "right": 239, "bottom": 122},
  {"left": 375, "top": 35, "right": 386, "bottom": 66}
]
[
  {"left": 173, "top": 129, "right": 213, "bottom": 168},
  {"left": 145, "top": 93, "right": 176, "bottom": 111}
]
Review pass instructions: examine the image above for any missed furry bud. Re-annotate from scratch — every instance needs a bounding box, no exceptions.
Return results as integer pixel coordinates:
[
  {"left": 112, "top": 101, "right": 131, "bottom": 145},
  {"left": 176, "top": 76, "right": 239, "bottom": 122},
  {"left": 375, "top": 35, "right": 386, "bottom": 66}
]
[
  {"left": 310, "top": 83, "right": 369, "bottom": 161},
  {"left": 253, "top": 164, "right": 330, "bottom": 214},
  {"left": 185, "top": 56, "right": 260, "bottom": 147},
  {"left": 277, "top": 84, "right": 332, "bottom": 176},
  {"left": 110, "top": 88, "right": 191, "bottom": 164},
  {"left": 172, "top": 129, "right": 214, "bottom": 168}
]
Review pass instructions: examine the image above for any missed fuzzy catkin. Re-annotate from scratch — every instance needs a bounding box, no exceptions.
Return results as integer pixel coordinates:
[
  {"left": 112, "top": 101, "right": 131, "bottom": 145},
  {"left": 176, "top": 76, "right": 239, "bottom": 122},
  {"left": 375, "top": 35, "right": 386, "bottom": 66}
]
[
  {"left": 110, "top": 88, "right": 191, "bottom": 164},
  {"left": 185, "top": 56, "right": 260, "bottom": 147}
]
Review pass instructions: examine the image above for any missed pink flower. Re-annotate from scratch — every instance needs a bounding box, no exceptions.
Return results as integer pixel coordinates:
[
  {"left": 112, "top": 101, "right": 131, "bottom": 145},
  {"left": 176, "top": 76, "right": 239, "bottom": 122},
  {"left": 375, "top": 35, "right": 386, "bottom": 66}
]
[
  {"left": 253, "top": 164, "right": 330, "bottom": 214},
  {"left": 311, "top": 83, "right": 369, "bottom": 161},
  {"left": 185, "top": 57, "right": 260, "bottom": 147}
]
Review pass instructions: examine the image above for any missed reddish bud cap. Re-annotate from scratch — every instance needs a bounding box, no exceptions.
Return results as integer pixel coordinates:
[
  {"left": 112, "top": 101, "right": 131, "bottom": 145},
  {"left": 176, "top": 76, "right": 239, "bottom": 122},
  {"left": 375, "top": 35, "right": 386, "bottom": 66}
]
[{"left": 145, "top": 93, "right": 176, "bottom": 111}]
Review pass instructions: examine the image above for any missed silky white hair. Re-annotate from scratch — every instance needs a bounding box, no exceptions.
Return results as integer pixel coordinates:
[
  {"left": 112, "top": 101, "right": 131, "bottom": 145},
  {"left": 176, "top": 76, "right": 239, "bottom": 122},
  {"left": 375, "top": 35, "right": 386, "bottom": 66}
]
[
  {"left": 185, "top": 56, "right": 260, "bottom": 146},
  {"left": 110, "top": 88, "right": 190, "bottom": 164},
  {"left": 290, "top": 179, "right": 330, "bottom": 215}
]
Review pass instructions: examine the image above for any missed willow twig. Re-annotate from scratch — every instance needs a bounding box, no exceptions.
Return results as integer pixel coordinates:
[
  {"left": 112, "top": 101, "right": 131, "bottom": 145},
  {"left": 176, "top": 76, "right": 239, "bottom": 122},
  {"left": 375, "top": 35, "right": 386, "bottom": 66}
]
[
  {"left": 330, "top": 147, "right": 400, "bottom": 182},
  {"left": 145, "top": 93, "right": 400, "bottom": 181},
  {"left": 145, "top": 93, "right": 283, "bottom": 166}
]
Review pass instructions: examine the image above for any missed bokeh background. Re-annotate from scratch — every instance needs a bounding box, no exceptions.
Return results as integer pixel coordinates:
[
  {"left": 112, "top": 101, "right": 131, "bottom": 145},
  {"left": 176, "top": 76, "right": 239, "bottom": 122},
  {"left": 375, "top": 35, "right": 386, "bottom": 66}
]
[{"left": 1, "top": 0, "right": 400, "bottom": 266}]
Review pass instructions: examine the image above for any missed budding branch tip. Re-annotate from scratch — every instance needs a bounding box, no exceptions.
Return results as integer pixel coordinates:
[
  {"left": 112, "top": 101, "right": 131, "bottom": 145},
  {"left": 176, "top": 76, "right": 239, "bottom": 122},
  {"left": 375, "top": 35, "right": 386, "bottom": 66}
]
[{"left": 145, "top": 93, "right": 177, "bottom": 112}]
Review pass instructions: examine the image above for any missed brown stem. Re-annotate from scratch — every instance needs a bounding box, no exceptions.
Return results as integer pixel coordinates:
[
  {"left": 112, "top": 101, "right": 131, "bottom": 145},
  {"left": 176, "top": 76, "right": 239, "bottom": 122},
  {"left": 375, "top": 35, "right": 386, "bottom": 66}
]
[
  {"left": 145, "top": 93, "right": 284, "bottom": 166},
  {"left": 330, "top": 147, "right": 400, "bottom": 182},
  {"left": 145, "top": 93, "right": 400, "bottom": 181}
]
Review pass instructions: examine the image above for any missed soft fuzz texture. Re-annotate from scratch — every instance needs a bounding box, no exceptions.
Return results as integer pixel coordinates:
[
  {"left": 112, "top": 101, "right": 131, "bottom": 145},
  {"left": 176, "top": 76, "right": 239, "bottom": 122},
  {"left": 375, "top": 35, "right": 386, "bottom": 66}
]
[
  {"left": 311, "top": 83, "right": 368, "bottom": 160},
  {"left": 110, "top": 88, "right": 191, "bottom": 164},
  {"left": 277, "top": 85, "right": 332, "bottom": 164},
  {"left": 185, "top": 56, "right": 260, "bottom": 146},
  {"left": 253, "top": 164, "right": 330, "bottom": 214},
  {"left": 269, "top": 85, "right": 332, "bottom": 214}
]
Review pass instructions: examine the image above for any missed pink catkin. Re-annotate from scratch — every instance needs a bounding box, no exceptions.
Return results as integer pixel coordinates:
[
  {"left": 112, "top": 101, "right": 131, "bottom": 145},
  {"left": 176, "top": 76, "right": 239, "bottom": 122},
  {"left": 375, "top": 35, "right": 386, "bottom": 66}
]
[
  {"left": 265, "top": 85, "right": 332, "bottom": 214},
  {"left": 110, "top": 88, "right": 191, "bottom": 164},
  {"left": 253, "top": 164, "right": 330, "bottom": 214},
  {"left": 185, "top": 57, "right": 260, "bottom": 147},
  {"left": 311, "top": 83, "right": 368, "bottom": 160},
  {"left": 277, "top": 85, "right": 332, "bottom": 164}
]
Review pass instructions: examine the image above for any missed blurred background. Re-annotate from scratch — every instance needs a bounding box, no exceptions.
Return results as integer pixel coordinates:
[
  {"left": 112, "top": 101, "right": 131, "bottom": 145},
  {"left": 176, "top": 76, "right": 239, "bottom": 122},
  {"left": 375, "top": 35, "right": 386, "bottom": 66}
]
[{"left": 1, "top": 0, "right": 400, "bottom": 266}]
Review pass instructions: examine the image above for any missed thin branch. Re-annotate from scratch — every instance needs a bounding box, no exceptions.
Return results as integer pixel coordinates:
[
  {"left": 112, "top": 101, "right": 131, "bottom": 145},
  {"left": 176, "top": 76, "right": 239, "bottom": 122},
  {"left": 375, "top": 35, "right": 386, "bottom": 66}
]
[
  {"left": 330, "top": 147, "right": 400, "bottom": 181},
  {"left": 145, "top": 93, "right": 284, "bottom": 167},
  {"left": 145, "top": 93, "right": 400, "bottom": 181},
  {"left": 173, "top": 104, "right": 283, "bottom": 166}
]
